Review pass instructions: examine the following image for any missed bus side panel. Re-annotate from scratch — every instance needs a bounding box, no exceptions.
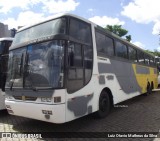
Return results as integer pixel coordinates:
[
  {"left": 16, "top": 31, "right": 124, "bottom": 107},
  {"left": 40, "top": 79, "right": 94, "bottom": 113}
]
[
  {"left": 65, "top": 30, "right": 100, "bottom": 122},
  {"left": 132, "top": 64, "right": 158, "bottom": 93},
  {"left": 65, "top": 75, "right": 99, "bottom": 122},
  {"left": 97, "top": 58, "right": 158, "bottom": 104}
]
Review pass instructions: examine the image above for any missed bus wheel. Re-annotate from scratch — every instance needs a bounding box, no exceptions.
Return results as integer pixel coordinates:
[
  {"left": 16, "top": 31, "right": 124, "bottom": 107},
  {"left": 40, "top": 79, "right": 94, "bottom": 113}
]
[{"left": 96, "top": 91, "right": 110, "bottom": 118}]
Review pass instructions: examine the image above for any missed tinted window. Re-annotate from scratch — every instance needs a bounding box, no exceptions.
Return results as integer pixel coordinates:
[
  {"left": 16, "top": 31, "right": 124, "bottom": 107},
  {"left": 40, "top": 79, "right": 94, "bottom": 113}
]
[
  {"left": 68, "top": 42, "right": 84, "bottom": 82},
  {"left": 69, "top": 19, "right": 91, "bottom": 45},
  {"left": 84, "top": 45, "right": 93, "bottom": 84},
  {"left": 96, "top": 31, "right": 114, "bottom": 56},
  {"left": 96, "top": 32, "right": 106, "bottom": 53},
  {"left": 68, "top": 42, "right": 83, "bottom": 68},
  {"left": 13, "top": 18, "right": 66, "bottom": 45},
  {"left": 137, "top": 51, "right": 145, "bottom": 64},
  {"left": 106, "top": 36, "right": 114, "bottom": 56},
  {"left": 150, "top": 57, "right": 155, "bottom": 66},
  {"left": 115, "top": 41, "right": 128, "bottom": 59},
  {"left": 67, "top": 42, "right": 93, "bottom": 93},
  {"left": 144, "top": 54, "right": 150, "bottom": 65},
  {"left": 128, "top": 46, "right": 137, "bottom": 62}
]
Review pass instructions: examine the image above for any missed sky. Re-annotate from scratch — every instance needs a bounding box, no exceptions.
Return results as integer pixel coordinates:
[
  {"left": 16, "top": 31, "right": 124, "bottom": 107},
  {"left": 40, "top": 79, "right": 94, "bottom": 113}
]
[{"left": 0, "top": 0, "right": 160, "bottom": 51}]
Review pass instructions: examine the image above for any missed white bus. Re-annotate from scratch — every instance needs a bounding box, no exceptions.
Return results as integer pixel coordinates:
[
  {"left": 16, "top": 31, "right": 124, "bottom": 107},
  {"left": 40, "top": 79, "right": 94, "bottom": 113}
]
[
  {"left": 5, "top": 14, "right": 158, "bottom": 123},
  {"left": 0, "top": 38, "right": 13, "bottom": 110}
]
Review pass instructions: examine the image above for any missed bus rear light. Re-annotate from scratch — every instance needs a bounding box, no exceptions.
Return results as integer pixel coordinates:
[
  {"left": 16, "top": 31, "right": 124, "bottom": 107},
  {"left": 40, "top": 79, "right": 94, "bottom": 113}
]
[
  {"left": 42, "top": 110, "right": 52, "bottom": 115},
  {"left": 54, "top": 97, "right": 61, "bottom": 103}
]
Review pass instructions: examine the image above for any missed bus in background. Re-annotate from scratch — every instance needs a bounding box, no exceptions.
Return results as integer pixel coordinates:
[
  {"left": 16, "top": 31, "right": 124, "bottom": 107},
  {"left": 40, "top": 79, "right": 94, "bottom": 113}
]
[
  {"left": 155, "top": 56, "right": 160, "bottom": 86},
  {"left": 0, "top": 38, "right": 13, "bottom": 110},
  {"left": 5, "top": 13, "right": 158, "bottom": 123}
]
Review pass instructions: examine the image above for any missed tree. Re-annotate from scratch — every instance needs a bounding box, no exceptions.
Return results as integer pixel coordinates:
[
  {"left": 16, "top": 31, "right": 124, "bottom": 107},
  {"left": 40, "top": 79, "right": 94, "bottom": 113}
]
[
  {"left": 145, "top": 50, "right": 155, "bottom": 56},
  {"left": 153, "top": 49, "right": 160, "bottom": 56},
  {"left": 145, "top": 49, "right": 160, "bottom": 57},
  {"left": 105, "top": 25, "right": 132, "bottom": 42},
  {"left": 126, "top": 35, "right": 131, "bottom": 42}
]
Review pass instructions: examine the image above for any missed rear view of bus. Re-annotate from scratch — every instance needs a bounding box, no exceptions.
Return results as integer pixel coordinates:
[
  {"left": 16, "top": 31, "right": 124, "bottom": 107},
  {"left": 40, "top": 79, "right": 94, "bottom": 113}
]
[{"left": 0, "top": 38, "right": 13, "bottom": 110}]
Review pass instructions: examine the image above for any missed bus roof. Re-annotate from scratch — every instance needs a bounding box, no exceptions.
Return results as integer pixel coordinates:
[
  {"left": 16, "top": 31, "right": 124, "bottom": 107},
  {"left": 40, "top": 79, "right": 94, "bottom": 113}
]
[
  {"left": 0, "top": 37, "right": 13, "bottom": 41},
  {"left": 16, "top": 13, "right": 154, "bottom": 58},
  {"left": 18, "top": 13, "right": 93, "bottom": 33}
]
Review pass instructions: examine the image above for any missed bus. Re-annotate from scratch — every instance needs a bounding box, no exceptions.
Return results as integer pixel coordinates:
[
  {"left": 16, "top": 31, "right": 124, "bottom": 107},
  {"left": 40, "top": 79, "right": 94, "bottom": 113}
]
[
  {"left": 5, "top": 13, "right": 158, "bottom": 123},
  {"left": 155, "top": 56, "right": 160, "bottom": 86},
  {"left": 0, "top": 38, "right": 13, "bottom": 110}
]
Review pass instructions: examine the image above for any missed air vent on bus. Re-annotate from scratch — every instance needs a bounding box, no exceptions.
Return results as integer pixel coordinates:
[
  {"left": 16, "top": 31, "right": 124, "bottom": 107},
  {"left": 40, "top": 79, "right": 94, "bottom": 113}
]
[{"left": 13, "top": 96, "right": 37, "bottom": 101}]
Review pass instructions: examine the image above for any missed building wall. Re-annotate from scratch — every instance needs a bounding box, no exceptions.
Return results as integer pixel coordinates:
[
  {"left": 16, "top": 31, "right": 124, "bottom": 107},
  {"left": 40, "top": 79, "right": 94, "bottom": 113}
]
[{"left": 0, "top": 22, "right": 11, "bottom": 38}]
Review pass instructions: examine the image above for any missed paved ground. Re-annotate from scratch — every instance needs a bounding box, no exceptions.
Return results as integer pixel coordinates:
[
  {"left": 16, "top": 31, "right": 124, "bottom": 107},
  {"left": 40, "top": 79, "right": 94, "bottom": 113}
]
[{"left": 1, "top": 92, "right": 160, "bottom": 141}]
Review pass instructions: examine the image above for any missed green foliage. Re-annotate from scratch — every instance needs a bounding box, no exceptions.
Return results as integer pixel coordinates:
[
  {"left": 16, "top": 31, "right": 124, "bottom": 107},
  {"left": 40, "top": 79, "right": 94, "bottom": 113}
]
[
  {"left": 105, "top": 25, "right": 131, "bottom": 42},
  {"left": 145, "top": 49, "right": 160, "bottom": 57},
  {"left": 126, "top": 35, "right": 131, "bottom": 42},
  {"left": 145, "top": 50, "right": 155, "bottom": 56},
  {"left": 153, "top": 49, "right": 160, "bottom": 57},
  {"left": 106, "top": 25, "right": 128, "bottom": 37}
]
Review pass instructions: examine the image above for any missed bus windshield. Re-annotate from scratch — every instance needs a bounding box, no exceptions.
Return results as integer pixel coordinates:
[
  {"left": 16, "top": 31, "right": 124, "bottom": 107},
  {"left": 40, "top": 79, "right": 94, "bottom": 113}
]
[
  {"left": 6, "top": 40, "right": 65, "bottom": 89},
  {"left": 12, "top": 18, "right": 66, "bottom": 46}
]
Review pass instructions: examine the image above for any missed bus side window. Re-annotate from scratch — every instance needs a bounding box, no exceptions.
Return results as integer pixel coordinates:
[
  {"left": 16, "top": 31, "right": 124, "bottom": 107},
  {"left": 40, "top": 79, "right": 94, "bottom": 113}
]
[
  {"left": 128, "top": 46, "right": 137, "bottom": 62},
  {"left": 67, "top": 42, "right": 93, "bottom": 93},
  {"left": 68, "top": 42, "right": 83, "bottom": 68},
  {"left": 144, "top": 54, "right": 150, "bottom": 65},
  {"left": 95, "top": 31, "right": 114, "bottom": 57},
  {"left": 137, "top": 51, "right": 145, "bottom": 64},
  {"left": 84, "top": 45, "right": 93, "bottom": 84},
  {"left": 68, "top": 43, "right": 75, "bottom": 67},
  {"left": 69, "top": 18, "right": 92, "bottom": 45},
  {"left": 67, "top": 42, "right": 84, "bottom": 93},
  {"left": 115, "top": 41, "right": 128, "bottom": 59}
]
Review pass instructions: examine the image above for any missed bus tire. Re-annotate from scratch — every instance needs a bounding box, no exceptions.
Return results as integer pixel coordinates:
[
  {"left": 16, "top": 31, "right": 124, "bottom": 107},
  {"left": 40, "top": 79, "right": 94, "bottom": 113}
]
[{"left": 96, "top": 91, "right": 110, "bottom": 118}]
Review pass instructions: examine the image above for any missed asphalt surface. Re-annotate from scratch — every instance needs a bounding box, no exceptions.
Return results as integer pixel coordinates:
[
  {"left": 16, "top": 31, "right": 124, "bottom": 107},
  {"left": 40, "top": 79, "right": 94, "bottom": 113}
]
[{"left": 1, "top": 92, "right": 160, "bottom": 141}]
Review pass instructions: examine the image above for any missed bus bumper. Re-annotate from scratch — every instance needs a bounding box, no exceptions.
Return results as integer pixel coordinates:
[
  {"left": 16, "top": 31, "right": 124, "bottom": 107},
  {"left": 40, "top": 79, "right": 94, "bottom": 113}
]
[{"left": 5, "top": 100, "right": 66, "bottom": 123}]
